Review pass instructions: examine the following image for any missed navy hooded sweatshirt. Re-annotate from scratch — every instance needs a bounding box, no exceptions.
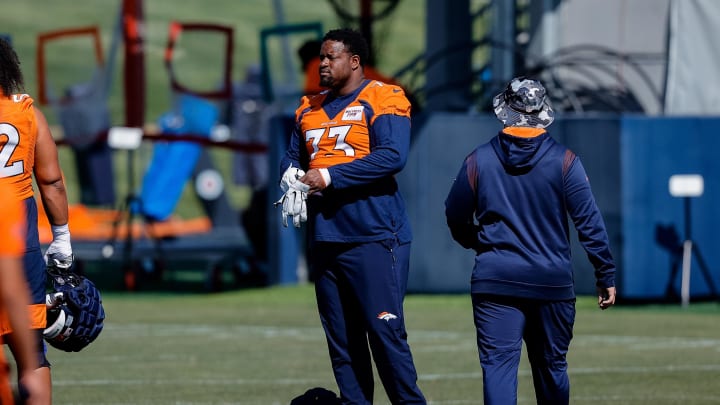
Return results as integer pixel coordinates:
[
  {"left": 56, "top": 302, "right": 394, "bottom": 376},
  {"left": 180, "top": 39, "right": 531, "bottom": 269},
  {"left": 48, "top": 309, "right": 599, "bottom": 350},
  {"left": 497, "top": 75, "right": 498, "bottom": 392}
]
[{"left": 444, "top": 127, "right": 616, "bottom": 300}]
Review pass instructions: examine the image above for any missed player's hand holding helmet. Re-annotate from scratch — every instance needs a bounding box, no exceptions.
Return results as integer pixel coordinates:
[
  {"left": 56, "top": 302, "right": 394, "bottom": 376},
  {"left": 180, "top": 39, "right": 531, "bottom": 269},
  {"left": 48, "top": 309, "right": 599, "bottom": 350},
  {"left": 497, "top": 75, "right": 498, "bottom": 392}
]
[
  {"left": 43, "top": 260, "right": 105, "bottom": 352},
  {"left": 43, "top": 224, "right": 73, "bottom": 269},
  {"left": 276, "top": 166, "right": 309, "bottom": 228}
]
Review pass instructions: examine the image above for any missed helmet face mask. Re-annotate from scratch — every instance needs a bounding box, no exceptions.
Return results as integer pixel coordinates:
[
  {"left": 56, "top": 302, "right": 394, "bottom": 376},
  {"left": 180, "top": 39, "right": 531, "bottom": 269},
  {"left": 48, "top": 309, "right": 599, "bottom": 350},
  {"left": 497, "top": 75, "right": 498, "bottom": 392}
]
[
  {"left": 44, "top": 305, "right": 71, "bottom": 340},
  {"left": 44, "top": 268, "right": 105, "bottom": 352}
]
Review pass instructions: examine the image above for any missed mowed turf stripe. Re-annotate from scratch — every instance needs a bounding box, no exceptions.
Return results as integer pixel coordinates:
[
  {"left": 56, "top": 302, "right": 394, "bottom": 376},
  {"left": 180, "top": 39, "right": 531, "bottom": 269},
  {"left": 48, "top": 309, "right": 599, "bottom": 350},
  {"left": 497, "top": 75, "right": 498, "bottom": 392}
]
[{"left": 51, "top": 363, "right": 720, "bottom": 386}]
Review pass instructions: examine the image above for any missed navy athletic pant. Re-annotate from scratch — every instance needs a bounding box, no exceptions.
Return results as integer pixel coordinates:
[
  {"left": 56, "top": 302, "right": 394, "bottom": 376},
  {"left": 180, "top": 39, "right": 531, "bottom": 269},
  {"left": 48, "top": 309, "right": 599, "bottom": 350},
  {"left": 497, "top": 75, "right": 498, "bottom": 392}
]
[
  {"left": 472, "top": 294, "right": 575, "bottom": 405},
  {"left": 20, "top": 197, "right": 50, "bottom": 366},
  {"left": 312, "top": 239, "right": 426, "bottom": 405},
  {"left": 22, "top": 197, "right": 47, "bottom": 305}
]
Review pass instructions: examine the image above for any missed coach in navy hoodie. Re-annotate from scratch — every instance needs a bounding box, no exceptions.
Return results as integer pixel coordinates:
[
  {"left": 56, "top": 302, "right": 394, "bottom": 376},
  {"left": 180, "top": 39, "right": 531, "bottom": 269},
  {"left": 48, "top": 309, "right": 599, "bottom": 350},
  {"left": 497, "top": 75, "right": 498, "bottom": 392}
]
[{"left": 445, "top": 77, "right": 616, "bottom": 405}]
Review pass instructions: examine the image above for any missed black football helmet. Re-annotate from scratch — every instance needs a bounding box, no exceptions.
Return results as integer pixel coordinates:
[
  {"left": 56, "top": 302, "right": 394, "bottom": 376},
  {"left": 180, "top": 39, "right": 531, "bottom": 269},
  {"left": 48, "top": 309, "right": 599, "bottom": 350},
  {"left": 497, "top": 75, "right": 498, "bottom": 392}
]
[{"left": 43, "top": 263, "right": 105, "bottom": 352}]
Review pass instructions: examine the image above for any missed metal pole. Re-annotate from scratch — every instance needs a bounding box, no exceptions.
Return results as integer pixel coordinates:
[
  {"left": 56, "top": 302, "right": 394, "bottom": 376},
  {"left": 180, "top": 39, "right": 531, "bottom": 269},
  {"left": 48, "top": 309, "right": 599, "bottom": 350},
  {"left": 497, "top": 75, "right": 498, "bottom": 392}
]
[
  {"left": 271, "top": 0, "right": 297, "bottom": 89},
  {"left": 491, "top": 0, "right": 517, "bottom": 85},
  {"left": 684, "top": 196, "right": 691, "bottom": 240},
  {"left": 360, "top": 0, "right": 374, "bottom": 66},
  {"left": 681, "top": 240, "right": 692, "bottom": 308},
  {"left": 680, "top": 196, "right": 692, "bottom": 308},
  {"left": 122, "top": 0, "right": 145, "bottom": 128}
]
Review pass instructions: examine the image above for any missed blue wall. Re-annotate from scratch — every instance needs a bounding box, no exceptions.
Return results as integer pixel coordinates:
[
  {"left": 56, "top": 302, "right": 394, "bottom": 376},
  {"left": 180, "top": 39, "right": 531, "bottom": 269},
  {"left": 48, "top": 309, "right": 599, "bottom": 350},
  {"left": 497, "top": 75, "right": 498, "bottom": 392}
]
[
  {"left": 399, "top": 114, "right": 624, "bottom": 295},
  {"left": 398, "top": 113, "right": 720, "bottom": 300},
  {"left": 621, "top": 116, "right": 720, "bottom": 300},
  {"left": 399, "top": 113, "right": 498, "bottom": 293}
]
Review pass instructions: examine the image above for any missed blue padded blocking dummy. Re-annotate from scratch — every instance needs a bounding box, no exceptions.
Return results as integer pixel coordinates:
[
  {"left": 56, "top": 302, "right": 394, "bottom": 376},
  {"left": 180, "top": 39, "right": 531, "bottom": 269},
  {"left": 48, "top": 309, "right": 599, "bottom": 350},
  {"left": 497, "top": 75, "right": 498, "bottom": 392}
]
[{"left": 137, "top": 94, "right": 218, "bottom": 221}]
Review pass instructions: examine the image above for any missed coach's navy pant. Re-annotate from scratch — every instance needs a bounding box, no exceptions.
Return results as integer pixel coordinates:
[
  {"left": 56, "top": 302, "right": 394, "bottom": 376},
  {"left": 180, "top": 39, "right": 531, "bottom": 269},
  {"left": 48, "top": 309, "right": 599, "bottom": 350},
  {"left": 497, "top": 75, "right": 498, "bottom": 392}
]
[
  {"left": 312, "top": 239, "right": 426, "bottom": 405},
  {"left": 472, "top": 294, "right": 575, "bottom": 405}
]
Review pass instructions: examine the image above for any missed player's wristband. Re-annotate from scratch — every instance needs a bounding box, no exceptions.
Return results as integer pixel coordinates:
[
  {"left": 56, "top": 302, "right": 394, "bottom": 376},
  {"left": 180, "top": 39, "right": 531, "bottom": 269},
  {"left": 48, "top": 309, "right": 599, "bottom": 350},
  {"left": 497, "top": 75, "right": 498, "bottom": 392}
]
[
  {"left": 51, "top": 224, "right": 71, "bottom": 242},
  {"left": 319, "top": 168, "right": 332, "bottom": 187}
]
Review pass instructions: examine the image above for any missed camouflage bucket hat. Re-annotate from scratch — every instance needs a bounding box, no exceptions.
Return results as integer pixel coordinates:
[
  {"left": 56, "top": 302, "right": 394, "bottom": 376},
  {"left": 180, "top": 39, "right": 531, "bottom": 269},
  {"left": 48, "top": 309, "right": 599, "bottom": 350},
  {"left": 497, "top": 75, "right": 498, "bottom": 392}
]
[{"left": 493, "top": 77, "right": 555, "bottom": 128}]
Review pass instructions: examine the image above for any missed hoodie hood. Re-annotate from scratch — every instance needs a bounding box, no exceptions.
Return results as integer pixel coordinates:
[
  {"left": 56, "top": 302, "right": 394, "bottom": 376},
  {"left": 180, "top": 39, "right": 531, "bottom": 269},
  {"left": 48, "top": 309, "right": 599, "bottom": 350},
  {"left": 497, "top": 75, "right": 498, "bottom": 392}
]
[{"left": 491, "top": 128, "right": 553, "bottom": 174}]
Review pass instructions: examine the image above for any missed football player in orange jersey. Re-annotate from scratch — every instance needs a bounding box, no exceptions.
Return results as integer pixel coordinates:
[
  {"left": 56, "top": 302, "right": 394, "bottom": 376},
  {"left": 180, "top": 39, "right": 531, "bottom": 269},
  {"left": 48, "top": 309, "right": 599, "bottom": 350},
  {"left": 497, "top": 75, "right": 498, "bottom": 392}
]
[
  {"left": 279, "top": 28, "right": 426, "bottom": 404},
  {"left": 0, "top": 186, "right": 43, "bottom": 404},
  {"left": 1, "top": 37, "right": 73, "bottom": 405}
]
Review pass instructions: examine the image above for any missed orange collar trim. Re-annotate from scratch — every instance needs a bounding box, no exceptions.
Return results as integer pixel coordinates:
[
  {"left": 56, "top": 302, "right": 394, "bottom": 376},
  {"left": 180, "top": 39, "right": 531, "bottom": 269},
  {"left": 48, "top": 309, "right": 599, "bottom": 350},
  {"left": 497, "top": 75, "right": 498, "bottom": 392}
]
[{"left": 503, "top": 127, "right": 546, "bottom": 138}]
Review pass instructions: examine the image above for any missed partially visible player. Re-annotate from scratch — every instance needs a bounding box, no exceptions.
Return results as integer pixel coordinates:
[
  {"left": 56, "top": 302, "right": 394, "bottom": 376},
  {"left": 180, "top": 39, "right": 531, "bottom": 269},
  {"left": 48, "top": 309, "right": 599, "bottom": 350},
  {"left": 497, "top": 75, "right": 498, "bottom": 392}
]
[
  {"left": 0, "top": 37, "right": 73, "bottom": 405},
  {"left": 0, "top": 186, "right": 43, "bottom": 404}
]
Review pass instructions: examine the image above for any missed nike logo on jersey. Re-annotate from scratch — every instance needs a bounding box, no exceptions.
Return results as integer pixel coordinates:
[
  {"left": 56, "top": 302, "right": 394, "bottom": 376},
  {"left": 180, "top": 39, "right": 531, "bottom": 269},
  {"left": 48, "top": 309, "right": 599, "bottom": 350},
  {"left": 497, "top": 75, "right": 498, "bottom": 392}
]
[
  {"left": 377, "top": 312, "right": 398, "bottom": 321},
  {"left": 341, "top": 106, "right": 364, "bottom": 121}
]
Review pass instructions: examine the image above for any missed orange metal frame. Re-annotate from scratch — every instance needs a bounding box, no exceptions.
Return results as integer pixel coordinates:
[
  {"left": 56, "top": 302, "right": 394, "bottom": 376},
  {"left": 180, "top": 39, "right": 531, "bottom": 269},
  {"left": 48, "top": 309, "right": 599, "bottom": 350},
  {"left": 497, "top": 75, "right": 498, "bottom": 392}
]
[{"left": 36, "top": 26, "right": 104, "bottom": 106}]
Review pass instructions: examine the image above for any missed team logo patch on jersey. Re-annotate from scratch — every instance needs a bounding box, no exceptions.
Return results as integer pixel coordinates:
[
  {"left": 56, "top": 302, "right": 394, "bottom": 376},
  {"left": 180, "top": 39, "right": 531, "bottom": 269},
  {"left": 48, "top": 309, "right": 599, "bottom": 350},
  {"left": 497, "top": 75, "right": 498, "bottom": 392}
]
[
  {"left": 12, "top": 94, "right": 29, "bottom": 103},
  {"left": 377, "top": 312, "right": 398, "bottom": 321},
  {"left": 341, "top": 106, "right": 364, "bottom": 121}
]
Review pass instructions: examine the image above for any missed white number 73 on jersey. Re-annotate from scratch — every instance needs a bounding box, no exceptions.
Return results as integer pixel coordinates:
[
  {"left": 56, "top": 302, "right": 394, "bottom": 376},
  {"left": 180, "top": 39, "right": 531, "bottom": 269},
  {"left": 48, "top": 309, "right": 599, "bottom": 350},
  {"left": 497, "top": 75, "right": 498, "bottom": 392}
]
[{"left": 304, "top": 125, "right": 355, "bottom": 160}]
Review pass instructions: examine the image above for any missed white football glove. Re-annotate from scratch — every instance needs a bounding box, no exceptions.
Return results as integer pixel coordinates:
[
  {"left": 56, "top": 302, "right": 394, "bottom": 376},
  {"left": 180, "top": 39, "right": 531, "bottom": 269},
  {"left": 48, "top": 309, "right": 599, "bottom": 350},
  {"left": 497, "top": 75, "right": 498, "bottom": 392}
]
[
  {"left": 44, "top": 224, "right": 74, "bottom": 269},
  {"left": 275, "top": 181, "right": 309, "bottom": 228},
  {"left": 280, "top": 166, "right": 306, "bottom": 193}
]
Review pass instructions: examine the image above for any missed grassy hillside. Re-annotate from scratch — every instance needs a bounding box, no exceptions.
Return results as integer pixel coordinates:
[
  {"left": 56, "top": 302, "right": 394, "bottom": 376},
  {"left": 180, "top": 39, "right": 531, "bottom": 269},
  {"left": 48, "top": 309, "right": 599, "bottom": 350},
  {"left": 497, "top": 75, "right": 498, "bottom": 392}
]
[
  {"left": 4, "top": 0, "right": 425, "bottom": 126},
  {"left": 4, "top": 1, "right": 425, "bottom": 213}
]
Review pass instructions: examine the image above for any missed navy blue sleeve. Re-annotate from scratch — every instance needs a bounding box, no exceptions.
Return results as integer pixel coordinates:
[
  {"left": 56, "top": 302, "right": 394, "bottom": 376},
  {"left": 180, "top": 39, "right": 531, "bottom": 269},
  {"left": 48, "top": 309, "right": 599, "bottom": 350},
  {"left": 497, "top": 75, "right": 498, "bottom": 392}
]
[
  {"left": 445, "top": 151, "right": 480, "bottom": 251},
  {"left": 327, "top": 114, "right": 410, "bottom": 189},
  {"left": 564, "top": 157, "right": 616, "bottom": 288}
]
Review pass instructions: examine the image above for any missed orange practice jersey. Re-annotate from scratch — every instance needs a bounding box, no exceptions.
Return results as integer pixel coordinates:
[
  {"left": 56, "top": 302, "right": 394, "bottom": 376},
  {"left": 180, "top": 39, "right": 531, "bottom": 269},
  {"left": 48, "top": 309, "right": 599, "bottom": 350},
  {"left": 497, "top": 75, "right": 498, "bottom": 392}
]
[
  {"left": 0, "top": 183, "right": 26, "bottom": 257},
  {"left": 0, "top": 184, "right": 26, "bottom": 403},
  {"left": 0, "top": 183, "right": 28, "bottom": 336},
  {"left": 0, "top": 92, "right": 38, "bottom": 200},
  {"left": 284, "top": 79, "right": 413, "bottom": 243},
  {"left": 0, "top": 93, "right": 45, "bottom": 333},
  {"left": 296, "top": 80, "right": 411, "bottom": 170}
]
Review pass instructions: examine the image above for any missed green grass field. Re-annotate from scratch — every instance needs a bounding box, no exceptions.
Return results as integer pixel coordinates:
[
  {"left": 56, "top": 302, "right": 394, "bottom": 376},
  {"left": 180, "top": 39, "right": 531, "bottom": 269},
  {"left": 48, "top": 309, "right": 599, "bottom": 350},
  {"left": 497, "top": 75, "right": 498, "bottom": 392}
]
[
  {"left": 16, "top": 286, "right": 717, "bottom": 405},
  {"left": 5, "top": 0, "right": 425, "bottom": 128}
]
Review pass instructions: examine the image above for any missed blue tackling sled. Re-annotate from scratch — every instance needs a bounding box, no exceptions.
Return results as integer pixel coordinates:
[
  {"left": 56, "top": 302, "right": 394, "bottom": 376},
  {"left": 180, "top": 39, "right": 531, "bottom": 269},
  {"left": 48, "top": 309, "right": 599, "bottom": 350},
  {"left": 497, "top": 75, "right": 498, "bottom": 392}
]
[{"left": 137, "top": 94, "right": 218, "bottom": 221}]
